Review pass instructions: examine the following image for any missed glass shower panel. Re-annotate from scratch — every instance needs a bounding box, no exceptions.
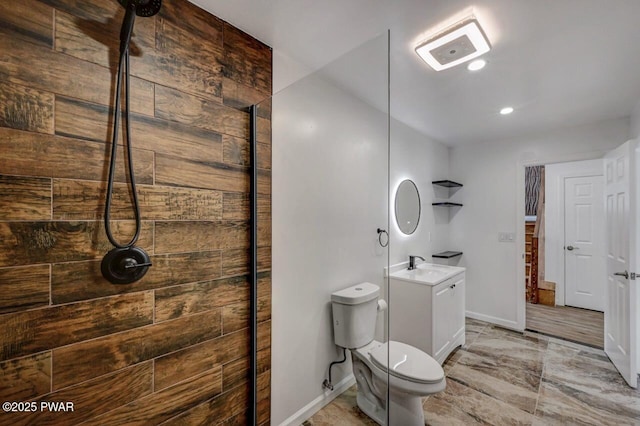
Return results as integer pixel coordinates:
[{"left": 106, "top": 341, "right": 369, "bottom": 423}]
[
  {"left": 258, "top": 32, "right": 390, "bottom": 425},
  {"left": 387, "top": 38, "right": 458, "bottom": 426}
]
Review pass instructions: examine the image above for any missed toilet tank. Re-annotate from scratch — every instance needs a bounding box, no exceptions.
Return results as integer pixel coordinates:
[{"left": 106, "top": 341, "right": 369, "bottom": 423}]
[{"left": 331, "top": 282, "right": 380, "bottom": 349}]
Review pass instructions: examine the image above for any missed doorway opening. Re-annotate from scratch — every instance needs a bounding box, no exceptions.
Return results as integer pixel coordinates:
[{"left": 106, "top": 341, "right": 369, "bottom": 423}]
[{"left": 523, "top": 161, "right": 605, "bottom": 348}]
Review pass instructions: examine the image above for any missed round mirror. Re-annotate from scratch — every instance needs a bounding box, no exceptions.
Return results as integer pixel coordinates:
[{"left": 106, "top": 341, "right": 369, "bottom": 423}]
[{"left": 395, "top": 179, "right": 421, "bottom": 235}]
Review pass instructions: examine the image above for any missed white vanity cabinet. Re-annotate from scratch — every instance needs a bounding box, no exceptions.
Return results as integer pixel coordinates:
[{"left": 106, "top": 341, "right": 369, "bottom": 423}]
[{"left": 388, "top": 268, "right": 465, "bottom": 365}]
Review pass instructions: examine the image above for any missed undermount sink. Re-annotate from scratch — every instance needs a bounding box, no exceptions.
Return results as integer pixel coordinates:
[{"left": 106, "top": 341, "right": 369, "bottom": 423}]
[{"left": 387, "top": 262, "right": 465, "bottom": 286}]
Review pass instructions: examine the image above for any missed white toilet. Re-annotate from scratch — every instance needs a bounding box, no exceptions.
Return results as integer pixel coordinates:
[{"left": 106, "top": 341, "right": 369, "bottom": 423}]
[{"left": 331, "top": 282, "right": 446, "bottom": 426}]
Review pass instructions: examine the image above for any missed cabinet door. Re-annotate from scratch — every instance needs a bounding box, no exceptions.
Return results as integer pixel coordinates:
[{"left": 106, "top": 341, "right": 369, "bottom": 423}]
[
  {"left": 450, "top": 274, "right": 465, "bottom": 342},
  {"left": 432, "top": 281, "right": 452, "bottom": 360}
]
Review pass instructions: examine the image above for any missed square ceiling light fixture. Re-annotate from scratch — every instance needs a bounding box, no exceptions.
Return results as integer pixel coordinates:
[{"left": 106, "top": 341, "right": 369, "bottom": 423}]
[{"left": 416, "top": 15, "right": 491, "bottom": 71}]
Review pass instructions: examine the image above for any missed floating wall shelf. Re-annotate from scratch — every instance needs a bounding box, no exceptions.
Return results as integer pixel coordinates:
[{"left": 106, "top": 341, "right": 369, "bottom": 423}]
[
  {"left": 432, "top": 202, "right": 463, "bottom": 207},
  {"left": 432, "top": 180, "right": 463, "bottom": 188},
  {"left": 432, "top": 251, "right": 463, "bottom": 259}
]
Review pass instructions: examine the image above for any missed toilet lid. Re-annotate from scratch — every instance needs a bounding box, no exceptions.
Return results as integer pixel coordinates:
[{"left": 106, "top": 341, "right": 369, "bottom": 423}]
[{"left": 369, "top": 341, "right": 444, "bottom": 384}]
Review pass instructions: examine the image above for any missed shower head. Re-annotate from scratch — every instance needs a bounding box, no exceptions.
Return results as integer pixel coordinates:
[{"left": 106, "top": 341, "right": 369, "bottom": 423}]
[
  {"left": 118, "top": 0, "right": 162, "bottom": 54},
  {"left": 118, "top": 0, "right": 162, "bottom": 17}
]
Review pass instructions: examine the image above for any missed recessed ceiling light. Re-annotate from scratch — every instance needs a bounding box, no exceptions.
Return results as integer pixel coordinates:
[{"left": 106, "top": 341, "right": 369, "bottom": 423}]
[
  {"left": 415, "top": 15, "right": 491, "bottom": 71},
  {"left": 500, "top": 107, "right": 514, "bottom": 115},
  {"left": 467, "top": 59, "right": 486, "bottom": 71}
]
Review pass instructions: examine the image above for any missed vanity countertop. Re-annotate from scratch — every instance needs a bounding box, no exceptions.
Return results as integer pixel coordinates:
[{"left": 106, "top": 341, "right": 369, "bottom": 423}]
[{"left": 385, "top": 262, "right": 465, "bottom": 286}]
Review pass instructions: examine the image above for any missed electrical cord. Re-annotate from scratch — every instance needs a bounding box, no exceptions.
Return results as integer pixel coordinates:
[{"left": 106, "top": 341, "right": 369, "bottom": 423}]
[{"left": 104, "top": 46, "right": 142, "bottom": 248}]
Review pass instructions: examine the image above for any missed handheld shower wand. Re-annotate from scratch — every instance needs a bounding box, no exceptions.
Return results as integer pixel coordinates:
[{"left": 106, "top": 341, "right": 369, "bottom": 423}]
[
  {"left": 101, "top": 0, "right": 162, "bottom": 285},
  {"left": 118, "top": 0, "right": 161, "bottom": 53}
]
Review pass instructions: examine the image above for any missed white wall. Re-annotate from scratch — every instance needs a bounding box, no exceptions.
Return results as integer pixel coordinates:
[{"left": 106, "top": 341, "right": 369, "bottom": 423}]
[
  {"left": 271, "top": 72, "right": 388, "bottom": 425},
  {"left": 630, "top": 101, "right": 640, "bottom": 140},
  {"left": 449, "top": 117, "right": 630, "bottom": 330},
  {"left": 545, "top": 159, "right": 604, "bottom": 307},
  {"left": 389, "top": 119, "right": 450, "bottom": 266}
]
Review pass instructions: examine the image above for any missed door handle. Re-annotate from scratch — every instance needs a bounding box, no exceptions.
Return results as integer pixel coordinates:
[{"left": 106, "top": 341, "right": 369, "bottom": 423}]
[
  {"left": 566, "top": 245, "right": 579, "bottom": 251},
  {"left": 614, "top": 270, "right": 629, "bottom": 279}
]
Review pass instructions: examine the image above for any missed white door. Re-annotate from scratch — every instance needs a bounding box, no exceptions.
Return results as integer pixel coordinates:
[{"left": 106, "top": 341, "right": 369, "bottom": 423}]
[
  {"left": 564, "top": 175, "right": 605, "bottom": 311},
  {"left": 604, "top": 140, "right": 637, "bottom": 388}
]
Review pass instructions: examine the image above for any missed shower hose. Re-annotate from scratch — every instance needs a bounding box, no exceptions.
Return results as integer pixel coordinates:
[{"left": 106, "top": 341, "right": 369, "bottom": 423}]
[{"left": 104, "top": 45, "right": 142, "bottom": 248}]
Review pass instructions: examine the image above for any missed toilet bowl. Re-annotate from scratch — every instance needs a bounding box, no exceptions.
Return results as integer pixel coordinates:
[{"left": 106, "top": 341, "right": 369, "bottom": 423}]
[
  {"left": 351, "top": 340, "right": 446, "bottom": 426},
  {"left": 330, "top": 282, "right": 446, "bottom": 426}
]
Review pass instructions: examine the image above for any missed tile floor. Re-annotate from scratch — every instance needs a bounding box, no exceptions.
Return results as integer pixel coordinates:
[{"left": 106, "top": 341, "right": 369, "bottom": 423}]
[{"left": 304, "top": 318, "right": 640, "bottom": 425}]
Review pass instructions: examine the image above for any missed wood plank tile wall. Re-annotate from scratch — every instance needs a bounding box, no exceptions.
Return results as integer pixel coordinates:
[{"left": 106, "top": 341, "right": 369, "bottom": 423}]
[{"left": 0, "top": 0, "right": 272, "bottom": 424}]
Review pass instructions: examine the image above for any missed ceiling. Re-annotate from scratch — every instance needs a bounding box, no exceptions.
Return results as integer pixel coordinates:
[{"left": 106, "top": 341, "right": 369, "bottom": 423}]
[{"left": 190, "top": 0, "right": 640, "bottom": 146}]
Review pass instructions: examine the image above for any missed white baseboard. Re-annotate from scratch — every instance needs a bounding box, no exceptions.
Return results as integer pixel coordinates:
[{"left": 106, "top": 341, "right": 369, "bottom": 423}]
[
  {"left": 466, "top": 311, "right": 522, "bottom": 332},
  {"left": 278, "top": 374, "right": 356, "bottom": 426}
]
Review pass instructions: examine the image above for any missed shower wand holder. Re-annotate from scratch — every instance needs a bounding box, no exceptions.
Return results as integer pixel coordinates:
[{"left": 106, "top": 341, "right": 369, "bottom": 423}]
[{"left": 101, "top": 246, "right": 152, "bottom": 284}]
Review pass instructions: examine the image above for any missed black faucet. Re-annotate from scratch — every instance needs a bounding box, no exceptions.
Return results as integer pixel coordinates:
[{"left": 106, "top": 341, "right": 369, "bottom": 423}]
[{"left": 408, "top": 255, "right": 426, "bottom": 270}]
